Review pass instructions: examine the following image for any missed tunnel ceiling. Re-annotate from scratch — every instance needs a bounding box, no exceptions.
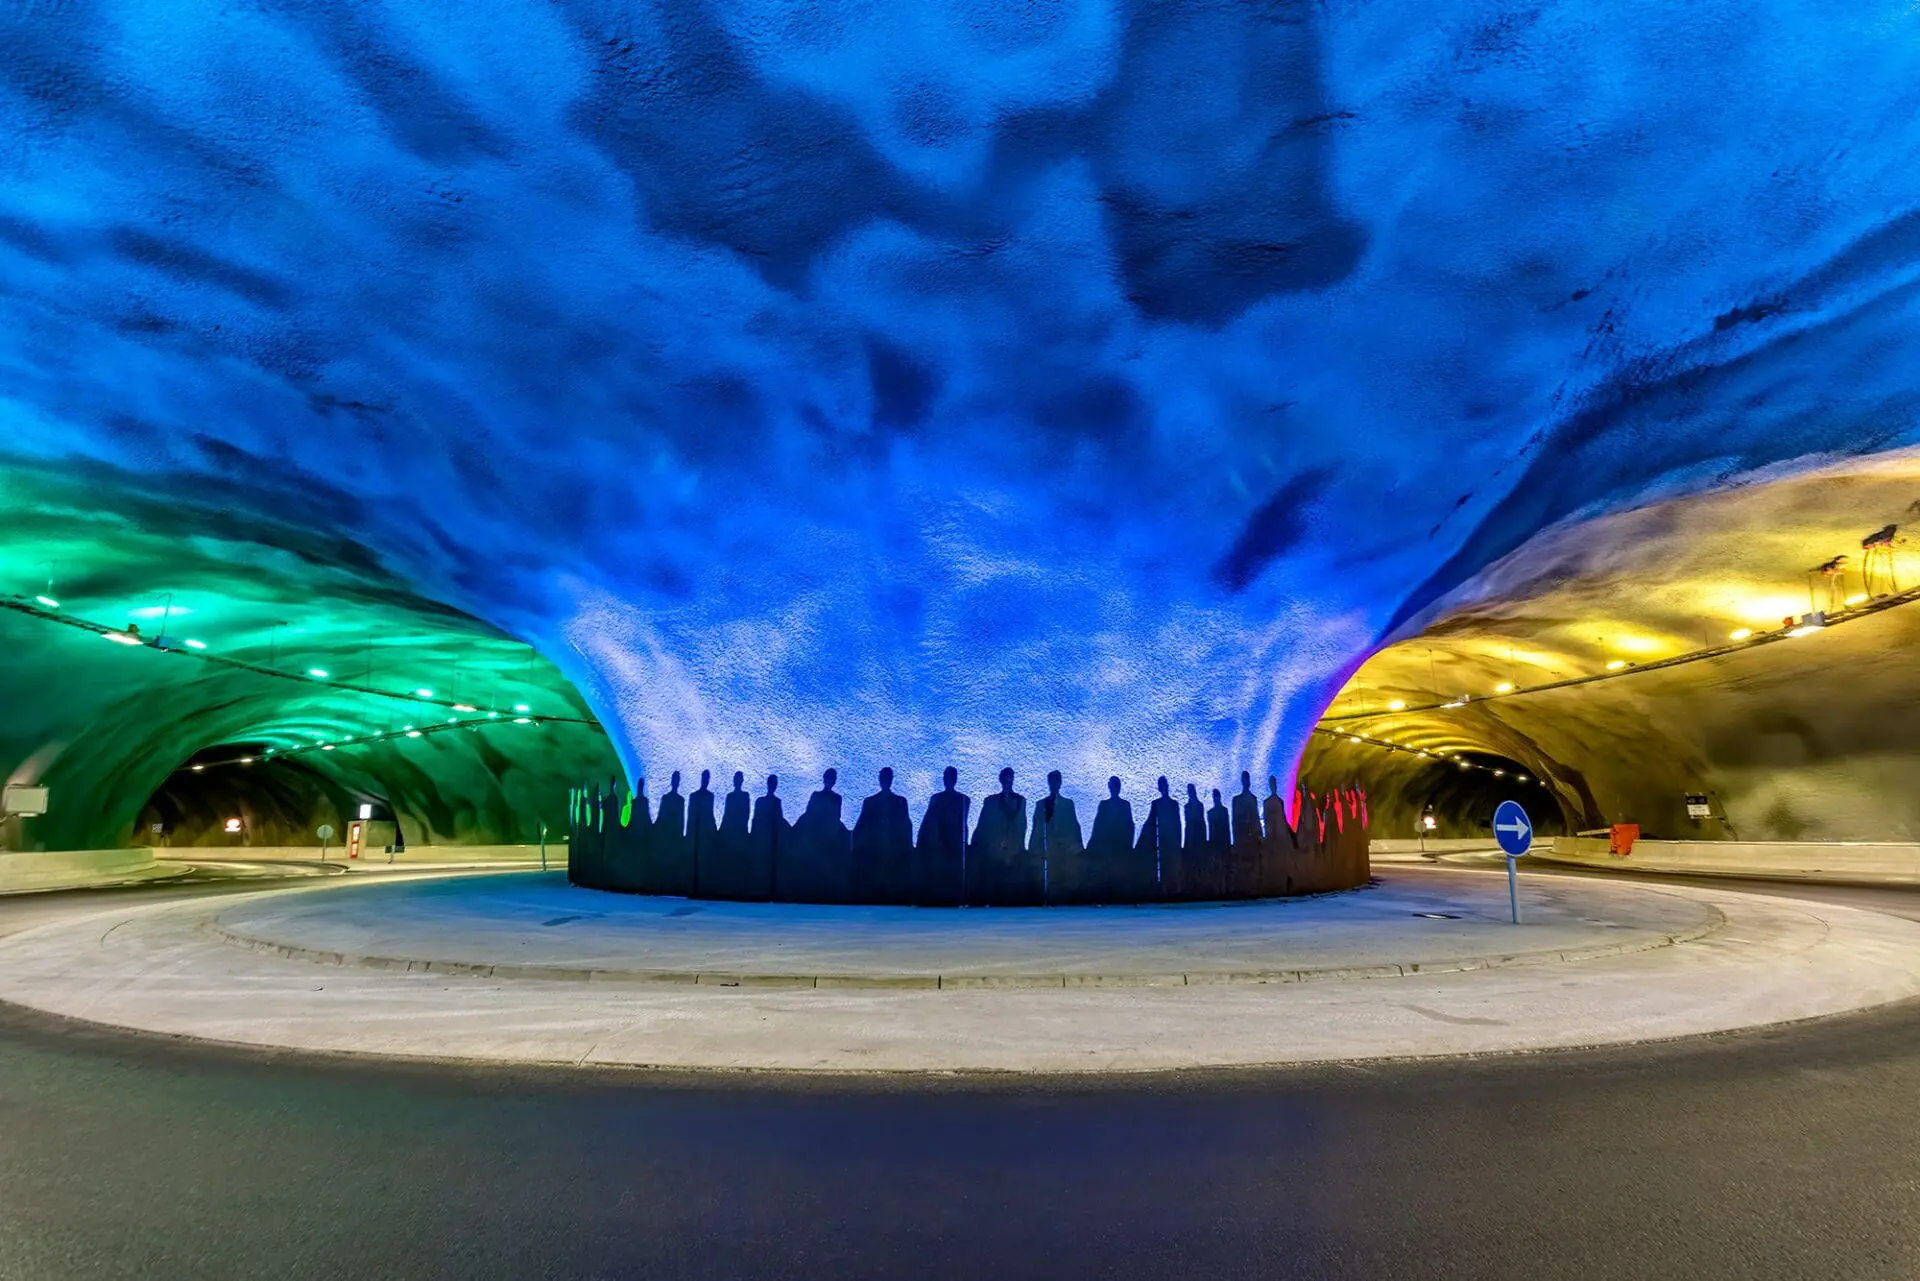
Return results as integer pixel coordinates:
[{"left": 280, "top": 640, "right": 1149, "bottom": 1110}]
[
  {"left": 0, "top": 463, "right": 618, "bottom": 849},
  {"left": 1313, "top": 454, "right": 1920, "bottom": 841},
  {"left": 6, "top": 1, "right": 1920, "bottom": 817}
]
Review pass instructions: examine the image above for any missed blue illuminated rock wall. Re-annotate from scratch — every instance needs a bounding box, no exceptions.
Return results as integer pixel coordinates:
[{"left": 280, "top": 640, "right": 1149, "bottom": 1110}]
[{"left": 5, "top": 1, "right": 1920, "bottom": 817}]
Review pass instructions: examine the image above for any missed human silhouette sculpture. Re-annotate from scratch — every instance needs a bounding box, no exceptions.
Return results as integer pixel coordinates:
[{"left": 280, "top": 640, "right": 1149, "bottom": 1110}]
[
  {"left": 971, "top": 767, "right": 1029, "bottom": 905},
  {"left": 917, "top": 767, "right": 970, "bottom": 906},
  {"left": 749, "top": 774, "right": 785, "bottom": 900},
  {"left": 788, "top": 768, "right": 849, "bottom": 903},
  {"left": 654, "top": 770, "right": 691, "bottom": 896},
  {"left": 1028, "top": 770, "right": 1083, "bottom": 905},
  {"left": 610, "top": 777, "right": 654, "bottom": 894},
  {"left": 1084, "top": 776, "right": 1139, "bottom": 902},
  {"left": 852, "top": 767, "right": 914, "bottom": 904},
  {"left": 1230, "top": 770, "right": 1264, "bottom": 898},
  {"left": 1206, "top": 787, "right": 1233, "bottom": 899},
  {"left": 1183, "top": 783, "right": 1211, "bottom": 898},
  {"left": 1139, "top": 776, "right": 1183, "bottom": 897},
  {"left": 1262, "top": 774, "right": 1293, "bottom": 896},
  {"left": 707, "top": 770, "right": 751, "bottom": 898},
  {"left": 568, "top": 784, "right": 598, "bottom": 888},
  {"left": 688, "top": 769, "right": 718, "bottom": 895}
]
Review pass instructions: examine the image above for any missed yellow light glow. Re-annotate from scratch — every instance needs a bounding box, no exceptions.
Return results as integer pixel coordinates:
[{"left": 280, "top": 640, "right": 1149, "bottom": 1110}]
[
  {"left": 1845, "top": 593, "right": 1868, "bottom": 606},
  {"left": 1387, "top": 699, "right": 1406, "bottom": 711},
  {"left": 1732, "top": 594, "right": 1808, "bottom": 623},
  {"left": 1494, "top": 682, "right": 1514, "bottom": 694},
  {"left": 1727, "top": 627, "right": 1753, "bottom": 641},
  {"left": 1614, "top": 636, "right": 1664, "bottom": 655},
  {"left": 1605, "top": 659, "right": 1628, "bottom": 671}
]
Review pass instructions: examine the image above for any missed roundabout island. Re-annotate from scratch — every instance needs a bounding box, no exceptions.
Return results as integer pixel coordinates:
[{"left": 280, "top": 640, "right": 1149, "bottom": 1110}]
[{"left": 1, "top": 864, "right": 1915, "bottom": 1074}]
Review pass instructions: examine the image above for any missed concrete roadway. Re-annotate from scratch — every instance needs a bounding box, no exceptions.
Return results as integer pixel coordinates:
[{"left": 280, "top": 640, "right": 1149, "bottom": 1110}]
[{"left": 1, "top": 872, "right": 1917, "bottom": 1279}]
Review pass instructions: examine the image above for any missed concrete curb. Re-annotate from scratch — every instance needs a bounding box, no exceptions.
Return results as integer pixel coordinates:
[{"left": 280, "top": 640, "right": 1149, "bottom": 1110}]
[{"left": 203, "top": 903, "right": 1729, "bottom": 991}]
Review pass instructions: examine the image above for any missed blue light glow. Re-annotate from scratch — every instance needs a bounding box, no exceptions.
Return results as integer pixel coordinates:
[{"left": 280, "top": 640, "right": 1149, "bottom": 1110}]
[{"left": 4, "top": 2, "right": 1920, "bottom": 807}]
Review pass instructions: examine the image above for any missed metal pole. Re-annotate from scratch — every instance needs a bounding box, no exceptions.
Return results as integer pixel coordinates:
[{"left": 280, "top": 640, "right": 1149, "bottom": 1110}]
[
  {"left": 1507, "top": 855, "right": 1520, "bottom": 924},
  {"left": 539, "top": 821, "right": 548, "bottom": 870}
]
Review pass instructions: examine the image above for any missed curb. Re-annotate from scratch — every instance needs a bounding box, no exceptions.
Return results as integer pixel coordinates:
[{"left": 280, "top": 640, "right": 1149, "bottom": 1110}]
[{"left": 204, "top": 904, "right": 1729, "bottom": 992}]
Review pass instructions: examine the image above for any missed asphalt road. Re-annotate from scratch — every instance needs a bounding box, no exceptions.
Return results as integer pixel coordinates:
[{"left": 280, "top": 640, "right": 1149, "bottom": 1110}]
[{"left": 0, "top": 875, "right": 1917, "bottom": 1280}]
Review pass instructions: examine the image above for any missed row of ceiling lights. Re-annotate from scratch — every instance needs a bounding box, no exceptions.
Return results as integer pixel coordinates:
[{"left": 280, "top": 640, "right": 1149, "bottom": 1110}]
[
  {"left": 21, "top": 593, "right": 540, "bottom": 718},
  {"left": 185, "top": 711, "right": 550, "bottom": 774}
]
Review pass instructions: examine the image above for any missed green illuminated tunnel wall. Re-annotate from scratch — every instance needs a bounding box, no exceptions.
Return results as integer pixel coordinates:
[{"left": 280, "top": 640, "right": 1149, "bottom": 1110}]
[{"left": 1, "top": 462, "right": 619, "bottom": 851}]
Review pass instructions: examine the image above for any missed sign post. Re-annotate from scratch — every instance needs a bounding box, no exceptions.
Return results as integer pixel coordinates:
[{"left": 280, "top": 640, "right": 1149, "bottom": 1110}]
[
  {"left": 1492, "top": 800, "right": 1533, "bottom": 925},
  {"left": 317, "top": 823, "right": 334, "bottom": 862}
]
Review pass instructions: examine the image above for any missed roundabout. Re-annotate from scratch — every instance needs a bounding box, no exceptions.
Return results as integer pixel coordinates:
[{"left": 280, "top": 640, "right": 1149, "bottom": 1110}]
[{"left": 0, "top": 865, "right": 1915, "bottom": 1074}]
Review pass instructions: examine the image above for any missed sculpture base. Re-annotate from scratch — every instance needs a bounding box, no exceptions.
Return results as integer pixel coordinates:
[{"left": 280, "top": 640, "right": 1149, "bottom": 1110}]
[{"left": 567, "top": 781, "right": 1371, "bottom": 907}]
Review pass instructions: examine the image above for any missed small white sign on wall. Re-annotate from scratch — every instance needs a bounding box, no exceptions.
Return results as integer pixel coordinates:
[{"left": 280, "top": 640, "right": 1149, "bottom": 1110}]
[{"left": 2, "top": 785, "right": 48, "bottom": 817}]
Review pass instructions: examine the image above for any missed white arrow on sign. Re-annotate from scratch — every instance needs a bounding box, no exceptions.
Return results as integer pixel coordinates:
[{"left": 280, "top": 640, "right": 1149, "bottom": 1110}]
[{"left": 1495, "top": 815, "right": 1530, "bottom": 839}]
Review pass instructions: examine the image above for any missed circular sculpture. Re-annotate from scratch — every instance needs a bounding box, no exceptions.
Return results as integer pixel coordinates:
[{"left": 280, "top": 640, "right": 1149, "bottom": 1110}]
[{"left": 570, "top": 768, "right": 1369, "bottom": 906}]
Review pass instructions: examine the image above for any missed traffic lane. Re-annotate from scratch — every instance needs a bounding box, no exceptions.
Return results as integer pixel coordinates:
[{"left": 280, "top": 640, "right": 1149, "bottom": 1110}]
[
  {"left": 1524, "top": 860, "right": 1920, "bottom": 921},
  {"left": 0, "top": 993, "right": 1916, "bottom": 1278}
]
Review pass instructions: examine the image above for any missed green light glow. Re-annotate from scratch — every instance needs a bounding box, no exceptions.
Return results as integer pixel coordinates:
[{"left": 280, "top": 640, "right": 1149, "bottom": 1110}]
[{"left": 1, "top": 462, "right": 620, "bottom": 849}]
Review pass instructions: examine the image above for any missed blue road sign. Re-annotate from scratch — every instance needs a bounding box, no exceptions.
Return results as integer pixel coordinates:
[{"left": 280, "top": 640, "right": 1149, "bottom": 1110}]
[{"left": 1493, "top": 800, "right": 1533, "bottom": 858}]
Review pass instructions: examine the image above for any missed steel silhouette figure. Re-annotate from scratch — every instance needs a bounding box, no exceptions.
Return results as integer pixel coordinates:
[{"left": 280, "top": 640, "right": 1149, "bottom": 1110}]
[
  {"left": 1183, "top": 783, "right": 1212, "bottom": 898},
  {"left": 1230, "top": 770, "right": 1264, "bottom": 898},
  {"left": 917, "top": 767, "right": 970, "bottom": 906},
  {"left": 688, "top": 768, "right": 718, "bottom": 895},
  {"left": 1140, "top": 776, "right": 1183, "bottom": 896},
  {"left": 706, "top": 770, "right": 752, "bottom": 898},
  {"left": 1263, "top": 774, "right": 1293, "bottom": 896},
  {"left": 609, "top": 776, "right": 654, "bottom": 894},
  {"left": 787, "top": 768, "right": 850, "bottom": 903},
  {"left": 1086, "top": 776, "right": 1143, "bottom": 902},
  {"left": 971, "top": 767, "right": 1028, "bottom": 905},
  {"left": 1207, "top": 788, "right": 1231, "bottom": 872},
  {"left": 654, "top": 770, "right": 690, "bottom": 896},
  {"left": 851, "top": 767, "right": 914, "bottom": 903},
  {"left": 1029, "top": 770, "right": 1084, "bottom": 904},
  {"left": 751, "top": 774, "right": 786, "bottom": 901}
]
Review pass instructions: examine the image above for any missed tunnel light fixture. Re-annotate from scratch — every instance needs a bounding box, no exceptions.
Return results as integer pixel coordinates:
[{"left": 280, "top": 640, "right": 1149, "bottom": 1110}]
[
  {"left": 513, "top": 716, "right": 532, "bottom": 724},
  {"left": 1517, "top": 774, "right": 1530, "bottom": 782},
  {"left": 488, "top": 710, "right": 500, "bottom": 718},
  {"left": 34, "top": 595, "right": 59, "bottom": 609},
  {"left": 453, "top": 703, "right": 477, "bottom": 712},
  {"left": 183, "top": 638, "right": 207, "bottom": 649},
  {"left": 1386, "top": 699, "right": 1406, "bottom": 711},
  {"left": 191, "top": 764, "right": 205, "bottom": 773},
  {"left": 1605, "top": 659, "right": 1628, "bottom": 671},
  {"left": 1727, "top": 627, "right": 1753, "bottom": 642},
  {"left": 308, "top": 667, "right": 330, "bottom": 679},
  {"left": 406, "top": 730, "right": 423, "bottom": 738},
  {"left": 320, "top": 743, "right": 335, "bottom": 751},
  {"left": 1494, "top": 682, "right": 1514, "bottom": 694},
  {"left": 414, "top": 687, "right": 434, "bottom": 698},
  {"left": 1441, "top": 699, "right": 1465, "bottom": 709},
  {"left": 512, "top": 703, "right": 531, "bottom": 713},
  {"left": 239, "top": 756, "right": 254, "bottom": 764},
  {"left": 1787, "top": 612, "right": 1827, "bottom": 638},
  {"left": 1845, "top": 592, "right": 1869, "bottom": 606},
  {"left": 104, "top": 630, "right": 143, "bottom": 645}
]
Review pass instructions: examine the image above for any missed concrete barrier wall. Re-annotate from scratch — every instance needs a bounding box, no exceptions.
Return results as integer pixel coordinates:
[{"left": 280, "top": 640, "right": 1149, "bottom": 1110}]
[
  {"left": 158, "top": 843, "right": 567, "bottom": 866},
  {"left": 1541, "top": 836, "right": 1920, "bottom": 886},
  {"left": 1371, "top": 839, "right": 1502, "bottom": 855},
  {"left": 0, "top": 847, "right": 158, "bottom": 893}
]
